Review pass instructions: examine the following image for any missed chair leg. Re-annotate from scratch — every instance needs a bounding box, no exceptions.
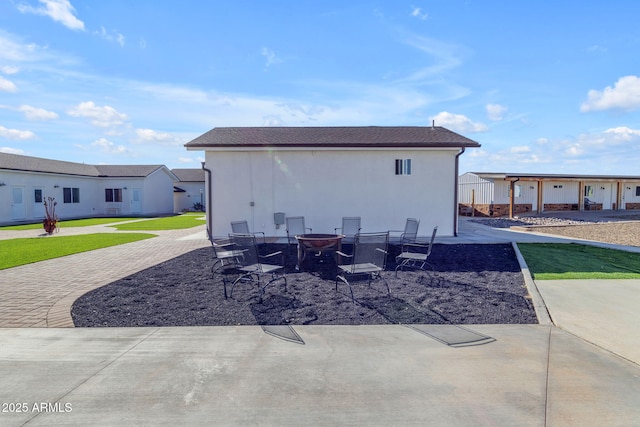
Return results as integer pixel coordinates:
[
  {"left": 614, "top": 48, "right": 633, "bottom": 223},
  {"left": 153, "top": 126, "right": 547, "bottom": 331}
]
[
  {"left": 335, "top": 275, "right": 355, "bottom": 303},
  {"left": 259, "top": 275, "right": 287, "bottom": 304}
]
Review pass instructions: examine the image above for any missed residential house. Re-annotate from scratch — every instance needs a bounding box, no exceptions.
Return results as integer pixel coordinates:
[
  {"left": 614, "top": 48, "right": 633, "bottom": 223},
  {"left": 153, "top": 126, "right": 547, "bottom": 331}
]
[
  {"left": 0, "top": 152, "right": 178, "bottom": 225},
  {"left": 459, "top": 172, "right": 640, "bottom": 217},
  {"left": 185, "top": 126, "right": 480, "bottom": 238},
  {"left": 172, "top": 168, "right": 206, "bottom": 213}
]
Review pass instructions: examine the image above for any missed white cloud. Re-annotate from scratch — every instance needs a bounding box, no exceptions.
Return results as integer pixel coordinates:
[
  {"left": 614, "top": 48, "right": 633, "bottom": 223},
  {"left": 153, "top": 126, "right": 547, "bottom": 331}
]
[
  {"left": 0, "top": 125, "right": 36, "bottom": 140},
  {"left": 177, "top": 157, "right": 193, "bottom": 163},
  {"left": 604, "top": 126, "right": 640, "bottom": 141},
  {"left": 411, "top": 7, "right": 428, "bottom": 20},
  {"left": 430, "top": 111, "right": 488, "bottom": 133},
  {"left": 0, "top": 76, "right": 17, "bottom": 92},
  {"left": 0, "top": 147, "right": 26, "bottom": 155},
  {"left": 95, "top": 26, "right": 125, "bottom": 47},
  {"left": 0, "top": 65, "right": 19, "bottom": 74},
  {"left": 580, "top": 75, "right": 640, "bottom": 112},
  {"left": 134, "top": 128, "right": 183, "bottom": 146},
  {"left": 91, "top": 137, "right": 128, "bottom": 154},
  {"left": 261, "top": 47, "right": 282, "bottom": 69},
  {"left": 67, "top": 101, "right": 128, "bottom": 127},
  {"left": 510, "top": 146, "right": 531, "bottom": 153},
  {"left": 18, "top": 105, "right": 59, "bottom": 120},
  {"left": 486, "top": 103, "right": 507, "bottom": 121},
  {"left": 18, "top": 0, "right": 85, "bottom": 31}
]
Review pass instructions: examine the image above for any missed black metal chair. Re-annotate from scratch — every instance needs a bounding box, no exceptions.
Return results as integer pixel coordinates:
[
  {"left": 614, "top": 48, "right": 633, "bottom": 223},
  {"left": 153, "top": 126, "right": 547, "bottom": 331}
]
[
  {"left": 334, "top": 216, "right": 361, "bottom": 244},
  {"left": 395, "top": 226, "right": 438, "bottom": 277},
  {"left": 210, "top": 238, "right": 244, "bottom": 298},
  {"left": 336, "top": 232, "right": 390, "bottom": 303},
  {"left": 230, "top": 220, "right": 266, "bottom": 244},
  {"left": 228, "top": 233, "right": 287, "bottom": 303}
]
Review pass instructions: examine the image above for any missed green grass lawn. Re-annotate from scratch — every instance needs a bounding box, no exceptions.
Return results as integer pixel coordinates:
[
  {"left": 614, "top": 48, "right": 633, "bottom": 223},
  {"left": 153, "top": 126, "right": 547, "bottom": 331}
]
[
  {"left": 111, "top": 213, "right": 205, "bottom": 230},
  {"left": 517, "top": 243, "right": 640, "bottom": 280},
  {"left": 0, "top": 233, "right": 156, "bottom": 270},
  {"left": 0, "top": 217, "right": 140, "bottom": 230}
]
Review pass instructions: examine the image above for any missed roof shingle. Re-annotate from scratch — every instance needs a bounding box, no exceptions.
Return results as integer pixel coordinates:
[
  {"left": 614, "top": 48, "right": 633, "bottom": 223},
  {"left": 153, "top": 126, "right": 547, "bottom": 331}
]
[{"left": 185, "top": 126, "right": 481, "bottom": 149}]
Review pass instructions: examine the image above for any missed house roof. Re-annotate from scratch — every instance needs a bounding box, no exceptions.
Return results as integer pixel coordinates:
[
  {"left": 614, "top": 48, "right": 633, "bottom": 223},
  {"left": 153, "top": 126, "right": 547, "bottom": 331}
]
[
  {"left": 467, "top": 172, "right": 640, "bottom": 181},
  {"left": 185, "top": 126, "right": 481, "bottom": 149},
  {"left": 0, "top": 152, "right": 170, "bottom": 178},
  {"left": 171, "top": 168, "right": 205, "bottom": 182}
]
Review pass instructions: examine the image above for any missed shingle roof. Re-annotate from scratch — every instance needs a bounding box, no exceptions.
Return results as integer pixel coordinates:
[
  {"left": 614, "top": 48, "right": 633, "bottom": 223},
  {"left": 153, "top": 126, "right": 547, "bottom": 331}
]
[
  {"left": 94, "top": 165, "right": 165, "bottom": 177},
  {"left": 0, "top": 152, "right": 166, "bottom": 178},
  {"left": 0, "top": 152, "right": 100, "bottom": 176},
  {"left": 171, "top": 168, "right": 205, "bottom": 182},
  {"left": 185, "top": 126, "right": 481, "bottom": 149}
]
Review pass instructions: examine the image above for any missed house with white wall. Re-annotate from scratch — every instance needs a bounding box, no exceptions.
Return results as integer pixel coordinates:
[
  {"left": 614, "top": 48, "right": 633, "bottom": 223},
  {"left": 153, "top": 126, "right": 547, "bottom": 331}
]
[
  {"left": 172, "top": 168, "right": 206, "bottom": 213},
  {"left": 185, "top": 126, "right": 480, "bottom": 238},
  {"left": 0, "top": 152, "right": 178, "bottom": 225},
  {"left": 459, "top": 172, "right": 640, "bottom": 217}
]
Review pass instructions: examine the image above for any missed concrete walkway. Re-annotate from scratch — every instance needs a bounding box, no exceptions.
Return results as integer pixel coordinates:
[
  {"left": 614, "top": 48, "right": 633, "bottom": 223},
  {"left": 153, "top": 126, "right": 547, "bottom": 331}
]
[{"left": 0, "top": 219, "right": 639, "bottom": 426}]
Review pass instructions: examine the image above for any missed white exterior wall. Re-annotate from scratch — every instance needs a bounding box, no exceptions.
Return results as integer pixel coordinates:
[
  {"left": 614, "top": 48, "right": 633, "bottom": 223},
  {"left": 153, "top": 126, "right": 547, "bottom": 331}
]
[
  {"left": 206, "top": 148, "right": 459, "bottom": 237},
  {"left": 174, "top": 182, "right": 206, "bottom": 213},
  {"left": 543, "top": 181, "right": 579, "bottom": 205},
  {"left": 0, "top": 168, "right": 176, "bottom": 225},
  {"left": 623, "top": 182, "right": 640, "bottom": 207},
  {"left": 458, "top": 173, "right": 494, "bottom": 204},
  {"left": 1, "top": 170, "right": 99, "bottom": 223},
  {"left": 141, "top": 169, "right": 175, "bottom": 215}
]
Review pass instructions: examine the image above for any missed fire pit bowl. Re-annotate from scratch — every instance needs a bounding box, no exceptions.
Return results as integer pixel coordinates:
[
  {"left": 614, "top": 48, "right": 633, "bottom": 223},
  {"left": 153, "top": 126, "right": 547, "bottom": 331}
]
[
  {"left": 295, "top": 233, "right": 345, "bottom": 249},
  {"left": 294, "top": 234, "right": 345, "bottom": 270}
]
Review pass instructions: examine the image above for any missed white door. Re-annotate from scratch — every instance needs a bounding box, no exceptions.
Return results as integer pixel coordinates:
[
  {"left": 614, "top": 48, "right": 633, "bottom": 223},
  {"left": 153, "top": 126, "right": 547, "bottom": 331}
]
[
  {"left": 11, "top": 187, "right": 25, "bottom": 220},
  {"left": 131, "top": 188, "right": 142, "bottom": 214},
  {"left": 33, "top": 188, "right": 45, "bottom": 218}
]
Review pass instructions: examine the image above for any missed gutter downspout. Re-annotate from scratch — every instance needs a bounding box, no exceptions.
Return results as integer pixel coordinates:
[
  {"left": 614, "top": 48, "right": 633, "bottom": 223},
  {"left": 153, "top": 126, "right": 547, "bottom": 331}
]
[
  {"left": 454, "top": 147, "right": 465, "bottom": 237},
  {"left": 201, "top": 162, "right": 213, "bottom": 241}
]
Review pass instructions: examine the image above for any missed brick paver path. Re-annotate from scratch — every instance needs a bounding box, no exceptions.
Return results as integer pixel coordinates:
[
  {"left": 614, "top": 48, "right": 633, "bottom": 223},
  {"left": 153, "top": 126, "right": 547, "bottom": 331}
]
[{"left": 0, "top": 225, "right": 209, "bottom": 327}]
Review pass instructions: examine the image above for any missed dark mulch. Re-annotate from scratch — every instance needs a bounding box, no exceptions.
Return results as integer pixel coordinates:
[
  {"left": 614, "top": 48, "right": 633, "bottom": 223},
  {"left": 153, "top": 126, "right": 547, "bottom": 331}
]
[{"left": 71, "top": 243, "right": 537, "bottom": 327}]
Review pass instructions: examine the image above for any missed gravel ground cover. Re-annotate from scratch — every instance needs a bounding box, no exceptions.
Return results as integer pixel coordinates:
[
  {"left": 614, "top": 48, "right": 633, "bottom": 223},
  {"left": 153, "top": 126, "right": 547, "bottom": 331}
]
[
  {"left": 71, "top": 243, "right": 536, "bottom": 327},
  {"left": 471, "top": 214, "right": 640, "bottom": 247}
]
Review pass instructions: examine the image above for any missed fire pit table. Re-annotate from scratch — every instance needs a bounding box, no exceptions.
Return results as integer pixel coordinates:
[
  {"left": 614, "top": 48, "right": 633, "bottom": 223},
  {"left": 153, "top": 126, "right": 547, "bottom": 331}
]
[{"left": 295, "top": 233, "right": 345, "bottom": 270}]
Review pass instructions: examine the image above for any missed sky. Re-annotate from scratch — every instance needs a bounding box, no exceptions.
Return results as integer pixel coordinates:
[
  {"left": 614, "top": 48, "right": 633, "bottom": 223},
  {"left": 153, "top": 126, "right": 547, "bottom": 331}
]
[{"left": 1, "top": 0, "right": 640, "bottom": 174}]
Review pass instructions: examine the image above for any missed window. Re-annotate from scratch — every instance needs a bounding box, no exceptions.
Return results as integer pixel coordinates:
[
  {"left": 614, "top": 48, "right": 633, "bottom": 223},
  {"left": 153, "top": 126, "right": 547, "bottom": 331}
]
[
  {"left": 584, "top": 185, "right": 594, "bottom": 198},
  {"left": 105, "top": 188, "right": 123, "bottom": 202},
  {"left": 395, "top": 159, "right": 412, "bottom": 175},
  {"left": 63, "top": 187, "right": 80, "bottom": 203},
  {"left": 34, "top": 189, "right": 42, "bottom": 203},
  {"left": 636, "top": 186, "right": 640, "bottom": 197}
]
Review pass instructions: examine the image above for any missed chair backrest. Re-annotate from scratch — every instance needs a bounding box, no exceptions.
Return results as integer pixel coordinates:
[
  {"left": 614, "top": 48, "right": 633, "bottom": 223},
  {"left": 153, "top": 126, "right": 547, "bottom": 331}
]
[
  {"left": 231, "top": 220, "right": 250, "bottom": 234},
  {"left": 341, "top": 217, "right": 361, "bottom": 237},
  {"left": 403, "top": 218, "right": 420, "bottom": 241},
  {"left": 211, "top": 238, "right": 232, "bottom": 257},
  {"left": 286, "top": 216, "right": 306, "bottom": 236},
  {"left": 228, "top": 233, "right": 260, "bottom": 271},
  {"left": 351, "top": 232, "right": 389, "bottom": 271}
]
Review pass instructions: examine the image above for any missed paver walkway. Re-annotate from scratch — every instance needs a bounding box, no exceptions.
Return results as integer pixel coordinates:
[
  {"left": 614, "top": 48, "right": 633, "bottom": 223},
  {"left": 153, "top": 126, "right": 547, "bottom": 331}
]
[{"left": 0, "top": 225, "right": 209, "bottom": 327}]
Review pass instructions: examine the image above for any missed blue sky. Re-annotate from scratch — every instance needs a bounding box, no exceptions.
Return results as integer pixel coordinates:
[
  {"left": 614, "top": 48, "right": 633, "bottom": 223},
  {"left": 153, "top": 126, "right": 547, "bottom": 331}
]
[{"left": 1, "top": 0, "right": 640, "bottom": 174}]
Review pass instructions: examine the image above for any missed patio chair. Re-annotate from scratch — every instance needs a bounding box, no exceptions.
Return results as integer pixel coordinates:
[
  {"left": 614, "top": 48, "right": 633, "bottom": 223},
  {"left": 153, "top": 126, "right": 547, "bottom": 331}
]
[
  {"left": 334, "top": 216, "right": 361, "bottom": 243},
  {"left": 286, "top": 216, "right": 312, "bottom": 244},
  {"left": 228, "top": 233, "right": 287, "bottom": 303},
  {"left": 389, "top": 218, "right": 420, "bottom": 244},
  {"left": 395, "top": 226, "right": 438, "bottom": 277},
  {"left": 210, "top": 238, "right": 244, "bottom": 298},
  {"left": 336, "top": 232, "right": 390, "bottom": 303},
  {"left": 231, "top": 220, "right": 266, "bottom": 244}
]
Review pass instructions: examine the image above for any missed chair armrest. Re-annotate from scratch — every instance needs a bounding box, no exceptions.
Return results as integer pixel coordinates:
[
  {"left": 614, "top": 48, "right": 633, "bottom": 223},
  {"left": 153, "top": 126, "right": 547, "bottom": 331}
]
[
  {"left": 260, "top": 251, "right": 283, "bottom": 259},
  {"left": 335, "top": 251, "right": 352, "bottom": 258},
  {"left": 306, "top": 227, "right": 313, "bottom": 233},
  {"left": 375, "top": 248, "right": 388, "bottom": 254}
]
